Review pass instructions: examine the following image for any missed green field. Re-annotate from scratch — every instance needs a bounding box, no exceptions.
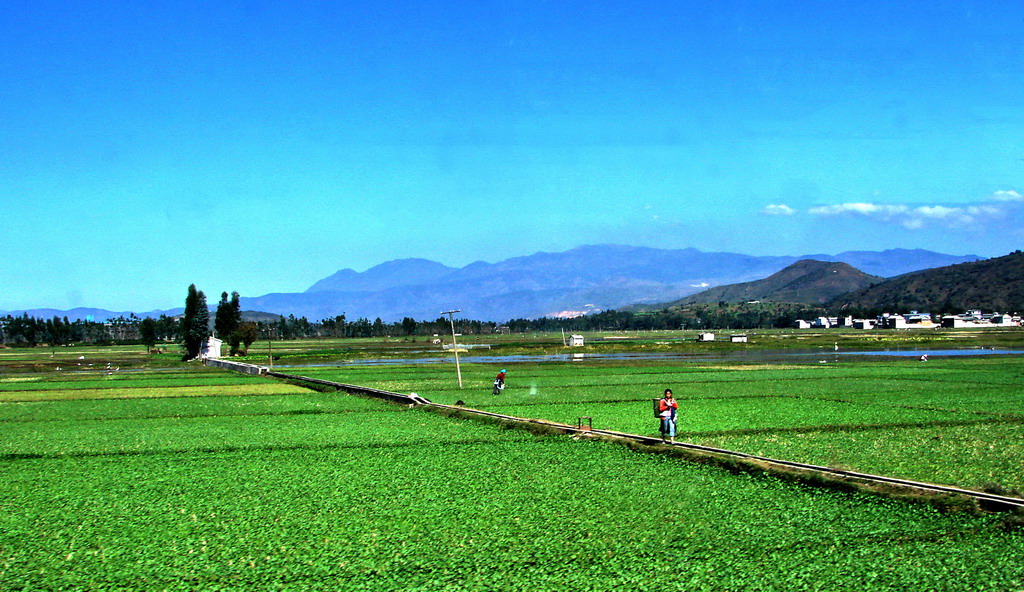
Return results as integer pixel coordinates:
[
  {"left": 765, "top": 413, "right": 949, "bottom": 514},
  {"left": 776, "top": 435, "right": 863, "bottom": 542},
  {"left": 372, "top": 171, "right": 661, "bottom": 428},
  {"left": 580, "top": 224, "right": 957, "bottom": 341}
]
[
  {"left": 2, "top": 339, "right": 1023, "bottom": 590},
  {"left": 298, "top": 355, "right": 1024, "bottom": 493}
]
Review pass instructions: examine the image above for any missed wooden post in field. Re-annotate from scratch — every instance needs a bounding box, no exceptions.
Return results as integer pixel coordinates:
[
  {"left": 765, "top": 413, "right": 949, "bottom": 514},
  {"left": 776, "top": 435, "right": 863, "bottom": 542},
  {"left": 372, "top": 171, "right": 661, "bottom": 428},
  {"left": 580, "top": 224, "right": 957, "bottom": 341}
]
[{"left": 442, "top": 309, "right": 463, "bottom": 388}]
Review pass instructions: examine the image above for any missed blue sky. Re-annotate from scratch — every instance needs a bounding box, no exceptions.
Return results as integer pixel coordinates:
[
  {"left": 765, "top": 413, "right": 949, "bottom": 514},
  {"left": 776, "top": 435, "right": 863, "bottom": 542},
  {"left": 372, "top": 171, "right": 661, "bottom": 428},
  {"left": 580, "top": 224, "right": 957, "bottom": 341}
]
[{"left": 3, "top": 1, "right": 1022, "bottom": 311}]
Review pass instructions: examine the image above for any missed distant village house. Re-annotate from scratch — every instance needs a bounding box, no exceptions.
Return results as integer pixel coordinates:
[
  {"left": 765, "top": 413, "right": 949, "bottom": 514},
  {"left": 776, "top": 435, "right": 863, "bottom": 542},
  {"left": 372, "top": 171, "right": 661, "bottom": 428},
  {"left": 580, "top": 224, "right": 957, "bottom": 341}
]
[{"left": 793, "top": 310, "right": 1019, "bottom": 331}]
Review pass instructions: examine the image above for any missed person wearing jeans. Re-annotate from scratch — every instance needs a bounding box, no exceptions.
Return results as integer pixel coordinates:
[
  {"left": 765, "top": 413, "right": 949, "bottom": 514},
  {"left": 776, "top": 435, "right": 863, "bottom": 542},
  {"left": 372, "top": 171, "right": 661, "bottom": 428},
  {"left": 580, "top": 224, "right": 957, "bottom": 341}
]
[{"left": 659, "top": 388, "right": 678, "bottom": 443}]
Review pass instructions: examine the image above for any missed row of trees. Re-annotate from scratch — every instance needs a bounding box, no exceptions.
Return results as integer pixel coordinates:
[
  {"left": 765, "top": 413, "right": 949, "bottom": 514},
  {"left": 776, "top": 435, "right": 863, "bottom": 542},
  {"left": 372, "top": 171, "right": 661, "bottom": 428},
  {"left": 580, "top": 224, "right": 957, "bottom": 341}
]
[
  {"left": 275, "top": 314, "right": 494, "bottom": 339},
  {"left": 2, "top": 294, "right": 830, "bottom": 351},
  {"left": 1, "top": 313, "right": 180, "bottom": 348},
  {"left": 506, "top": 302, "right": 829, "bottom": 333},
  {"left": 246, "top": 301, "right": 830, "bottom": 340},
  {"left": 180, "top": 286, "right": 261, "bottom": 360}
]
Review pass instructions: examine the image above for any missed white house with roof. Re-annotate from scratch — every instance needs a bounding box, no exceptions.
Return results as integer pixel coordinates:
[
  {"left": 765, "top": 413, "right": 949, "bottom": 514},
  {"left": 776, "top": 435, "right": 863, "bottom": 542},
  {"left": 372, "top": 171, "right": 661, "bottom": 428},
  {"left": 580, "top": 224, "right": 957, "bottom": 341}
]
[{"left": 990, "top": 313, "right": 1019, "bottom": 326}]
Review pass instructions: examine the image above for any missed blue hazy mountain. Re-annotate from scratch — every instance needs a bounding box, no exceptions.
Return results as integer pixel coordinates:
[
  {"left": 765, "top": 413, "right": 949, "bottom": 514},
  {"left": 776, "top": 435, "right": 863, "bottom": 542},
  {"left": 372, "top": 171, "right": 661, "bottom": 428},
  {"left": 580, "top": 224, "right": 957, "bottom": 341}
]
[
  {"left": 3, "top": 245, "right": 981, "bottom": 322},
  {"left": 240, "top": 245, "right": 981, "bottom": 321},
  {"left": 306, "top": 258, "right": 459, "bottom": 293}
]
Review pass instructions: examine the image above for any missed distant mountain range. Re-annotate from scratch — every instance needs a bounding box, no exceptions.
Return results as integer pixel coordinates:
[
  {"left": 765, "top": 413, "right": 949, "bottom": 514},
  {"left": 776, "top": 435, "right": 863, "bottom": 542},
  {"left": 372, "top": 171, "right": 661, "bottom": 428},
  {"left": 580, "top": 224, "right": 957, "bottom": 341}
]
[
  {"left": 639, "top": 250, "right": 1024, "bottom": 315},
  {"left": 1, "top": 245, "right": 983, "bottom": 322},
  {"left": 663, "top": 260, "right": 885, "bottom": 306},
  {"left": 829, "top": 250, "right": 1024, "bottom": 313},
  {"left": 221, "top": 245, "right": 982, "bottom": 322}
]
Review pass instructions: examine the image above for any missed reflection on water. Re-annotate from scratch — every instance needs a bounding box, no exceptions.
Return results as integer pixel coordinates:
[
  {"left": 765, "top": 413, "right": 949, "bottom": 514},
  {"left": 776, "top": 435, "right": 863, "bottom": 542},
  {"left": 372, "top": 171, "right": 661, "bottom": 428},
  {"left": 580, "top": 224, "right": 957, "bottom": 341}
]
[{"left": 273, "top": 347, "right": 1024, "bottom": 369}]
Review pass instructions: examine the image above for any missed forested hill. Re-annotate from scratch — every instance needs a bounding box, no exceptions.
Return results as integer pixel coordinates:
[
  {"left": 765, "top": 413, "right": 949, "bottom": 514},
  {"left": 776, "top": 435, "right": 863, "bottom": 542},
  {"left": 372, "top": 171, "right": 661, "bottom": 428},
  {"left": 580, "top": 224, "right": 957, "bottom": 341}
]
[
  {"left": 656, "top": 260, "right": 884, "bottom": 306},
  {"left": 829, "top": 250, "right": 1024, "bottom": 314}
]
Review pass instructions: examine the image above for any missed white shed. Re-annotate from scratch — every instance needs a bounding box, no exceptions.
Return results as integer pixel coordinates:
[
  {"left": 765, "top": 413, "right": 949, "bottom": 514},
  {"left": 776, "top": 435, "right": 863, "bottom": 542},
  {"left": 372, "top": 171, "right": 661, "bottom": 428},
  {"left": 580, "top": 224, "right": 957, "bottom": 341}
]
[
  {"left": 885, "top": 316, "right": 910, "bottom": 329},
  {"left": 201, "top": 336, "right": 223, "bottom": 359},
  {"left": 730, "top": 334, "right": 748, "bottom": 343},
  {"left": 571, "top": 334, "right": 585, "bottom": 347},
  {"left": 697, "top": 332, "right": 715, "bottom": 342}
]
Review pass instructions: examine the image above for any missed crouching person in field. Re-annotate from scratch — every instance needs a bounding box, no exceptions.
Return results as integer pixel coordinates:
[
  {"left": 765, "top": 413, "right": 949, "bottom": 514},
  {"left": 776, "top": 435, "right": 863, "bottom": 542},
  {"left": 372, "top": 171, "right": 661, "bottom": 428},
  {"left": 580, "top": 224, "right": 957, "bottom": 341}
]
[{"left": 658, "top": 388, "right": 678, "bottom": 443}]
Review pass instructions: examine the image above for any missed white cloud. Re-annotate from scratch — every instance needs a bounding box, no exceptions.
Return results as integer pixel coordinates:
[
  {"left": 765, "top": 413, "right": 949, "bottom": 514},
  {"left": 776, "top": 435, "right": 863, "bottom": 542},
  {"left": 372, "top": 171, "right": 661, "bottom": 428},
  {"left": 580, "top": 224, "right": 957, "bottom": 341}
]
[
  {"left": 761, "top": 204, "right": 796, "bottom": 216},
  {"left": 909, "top": 206, "right": 975, "bottom": 227},
  {"left": 991, "top": 190, "right": 1022, "bottom": 202},
  {"left": 807, "top": 203, "right": 908, "bottom": 218},
  {"left": 763, "top": 190, "right": 1023, "bottom": 239},
  {"left": 914, "top": 205, "right": 960, "bottom": 219},
  {"left": 807, "top": 199, "right": 1010, "bottom": 230}
]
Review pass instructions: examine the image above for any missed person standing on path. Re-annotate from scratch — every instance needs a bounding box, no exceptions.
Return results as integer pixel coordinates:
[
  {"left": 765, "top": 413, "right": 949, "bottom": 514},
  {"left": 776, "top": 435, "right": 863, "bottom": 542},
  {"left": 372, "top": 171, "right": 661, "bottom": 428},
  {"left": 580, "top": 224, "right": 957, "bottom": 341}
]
[{"left": 658, "top": 388, "right": 678, "bottom": 443}]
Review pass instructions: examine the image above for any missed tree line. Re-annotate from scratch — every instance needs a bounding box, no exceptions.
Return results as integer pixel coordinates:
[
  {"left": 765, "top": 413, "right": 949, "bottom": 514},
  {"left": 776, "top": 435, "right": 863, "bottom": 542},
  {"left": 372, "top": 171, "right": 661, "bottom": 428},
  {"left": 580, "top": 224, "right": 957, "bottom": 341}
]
[
  {"left": 0, "top": 313, "right": 180, "bottom": 348},
  {"left": 3, "top": 290, "right": 830, "bottom": 351},
  {"left": 245, "top": 302, "right": 828, "bottom": 339}
]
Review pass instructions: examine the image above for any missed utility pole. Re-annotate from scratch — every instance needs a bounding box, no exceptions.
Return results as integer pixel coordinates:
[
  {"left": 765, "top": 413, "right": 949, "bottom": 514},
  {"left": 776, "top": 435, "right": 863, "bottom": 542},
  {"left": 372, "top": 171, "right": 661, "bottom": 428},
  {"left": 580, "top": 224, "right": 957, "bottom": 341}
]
[
  {"left": 268, "top": 325, "right": 273, "bottom": 370},
  {"left": 442, "top": 309, "right": 463, "bottom": 388}
]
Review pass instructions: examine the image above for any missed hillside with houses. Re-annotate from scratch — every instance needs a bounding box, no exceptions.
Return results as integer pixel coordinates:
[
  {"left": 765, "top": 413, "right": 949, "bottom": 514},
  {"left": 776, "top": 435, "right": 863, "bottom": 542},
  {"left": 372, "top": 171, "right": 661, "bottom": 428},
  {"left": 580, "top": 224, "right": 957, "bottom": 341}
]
[
  {"left": 642, "top": 250, "right": 1024, "bottom": 332},
  {"left": 792, "top": 309, "right": 1020, "bottom": 331},
  {"left": 828, "top": 250, "right": 1024, "bottom": 315}
]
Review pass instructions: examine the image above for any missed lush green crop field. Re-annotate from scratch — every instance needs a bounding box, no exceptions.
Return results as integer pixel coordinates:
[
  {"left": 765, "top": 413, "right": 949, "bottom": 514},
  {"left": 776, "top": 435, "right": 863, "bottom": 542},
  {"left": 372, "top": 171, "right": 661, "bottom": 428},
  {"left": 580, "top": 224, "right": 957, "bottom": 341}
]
[
  {"left": 300, "top": 355, "right": 1024, "bottom": 492},
  {"left": 0, "top": 365, "right": 310, "bottom": 403},
  {"left": 2, "top": 343, "right": 1023, "bottom": 590},
  {"left": 1, "top": 368, "right": 1022, "bottom": 591}
]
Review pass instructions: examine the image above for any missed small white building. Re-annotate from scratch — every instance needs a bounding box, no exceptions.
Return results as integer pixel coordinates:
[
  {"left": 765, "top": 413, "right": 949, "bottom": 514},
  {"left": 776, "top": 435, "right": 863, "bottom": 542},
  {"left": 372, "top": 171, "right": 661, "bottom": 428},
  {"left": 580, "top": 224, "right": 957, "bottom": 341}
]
[
  {"left": 884, "top": 315, "right": 910, "bottom": 329},
  {"left": 697, "top": 332, "right": 715, "bottom": 342},
  {"left": 813, "top": 317, "right": 834, "bottom": 329},
  {"left": 201, "top": 336, "right": 223, "bottom": 359},
  {"left": 794, "top": 320, "right": 811, "bottom": 329},
  {"left": 834, "top": 316, "right": 854, "bottom": 328},
  {"left": 942, "top": 316, "right": 970, "bottom": 328},
  {"left": 990, "top": 313, "right": 1018, "bottom": 326},
  {"left": 730, "top": 334, "right": 748, "bottom": 343},
  {"left": 571, "top": 334, "right": 585, "bottom": 347}
]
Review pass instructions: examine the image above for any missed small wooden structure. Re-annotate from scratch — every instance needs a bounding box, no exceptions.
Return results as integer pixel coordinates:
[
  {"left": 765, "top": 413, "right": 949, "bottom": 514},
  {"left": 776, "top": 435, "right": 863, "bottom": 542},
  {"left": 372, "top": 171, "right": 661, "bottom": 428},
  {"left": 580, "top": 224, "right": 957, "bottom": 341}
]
[
  {"left": 730, "top": 334, "right": 748, "bottom": 343},
  {"left": 571, "top": 334, "right": 585, "bottom": 347},
  {"left": 696, "top": 332, "right": 715, "bottom": 342}
]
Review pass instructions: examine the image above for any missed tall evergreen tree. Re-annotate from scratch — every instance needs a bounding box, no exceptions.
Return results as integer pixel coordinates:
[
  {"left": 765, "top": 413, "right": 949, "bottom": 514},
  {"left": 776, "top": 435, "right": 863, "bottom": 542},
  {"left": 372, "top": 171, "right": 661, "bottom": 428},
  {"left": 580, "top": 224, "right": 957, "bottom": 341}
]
[
  {"left": 182, "top": 284, "right": 209, "bottom": 360},
  {"left": 230, "top": 291, "right": 241, "bottom": 324},
  {"left": 214, "top": 291, "right": 242, "bottom": 339},
  {"left": 139, "top": 317, "right": 158, "bottom": 353}
]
